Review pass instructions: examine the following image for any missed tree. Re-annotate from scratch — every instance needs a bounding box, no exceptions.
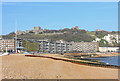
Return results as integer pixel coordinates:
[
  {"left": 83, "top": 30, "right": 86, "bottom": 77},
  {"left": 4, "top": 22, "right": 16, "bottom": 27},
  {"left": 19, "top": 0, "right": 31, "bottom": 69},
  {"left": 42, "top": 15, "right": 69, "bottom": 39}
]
[
  {"left": 95, "top": 31, "right": 109, "bottom": 38},
  {"left": 29, "top": 31, "right": 34, "bottom": 33},
  {"left": 99, "top": 39, "right": 110, "bottom": 47},
  {"left": 22, "top": 40, "right": 39, "bottom": 52}
]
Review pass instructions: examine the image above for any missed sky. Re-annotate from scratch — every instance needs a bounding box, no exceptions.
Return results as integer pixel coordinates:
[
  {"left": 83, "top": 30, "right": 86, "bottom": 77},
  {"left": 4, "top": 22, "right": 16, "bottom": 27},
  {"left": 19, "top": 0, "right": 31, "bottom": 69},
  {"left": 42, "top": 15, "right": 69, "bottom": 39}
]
[{"left": 1, "top": 2, "right": 118, "bottom": 35}]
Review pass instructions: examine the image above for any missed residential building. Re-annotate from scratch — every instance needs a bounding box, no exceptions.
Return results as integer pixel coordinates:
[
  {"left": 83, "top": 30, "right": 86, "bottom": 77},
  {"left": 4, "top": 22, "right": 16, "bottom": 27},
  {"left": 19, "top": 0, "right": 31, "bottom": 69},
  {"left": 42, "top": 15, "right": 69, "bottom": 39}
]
[
  {"left": 0, "top": 38, "right": 23, "bottom": 52},
  {"left": 93, "top": 38, "right": 101, "bottom": 42},
  {"left": 38, "top": 39, "right": 72, "bottom": 53},
  {"left": 16, "top": 38, "right": 23, "bottom": 47},
  {"left": 93, "top": 34, "right": 119, "bottom": 45},
  {"left": 103, "top": 34, "right": 119, "bottom": 44},
  {"left": 71, "top": 41, "right": 99, "bottom": 53},
  {"left": 1, "top": 39, "right": 16, "bottom": 51}
]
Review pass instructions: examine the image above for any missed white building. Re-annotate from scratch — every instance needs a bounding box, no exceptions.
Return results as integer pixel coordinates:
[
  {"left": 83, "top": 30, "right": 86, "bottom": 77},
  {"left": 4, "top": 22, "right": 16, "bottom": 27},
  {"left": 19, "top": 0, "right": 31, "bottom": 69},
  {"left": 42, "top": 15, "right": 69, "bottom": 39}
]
[
  {"left": 94, "top": 34, "right": 119, "bottom": 44},
  {"left": 99, "top": 47, "right": 119, "bottom": 52},
  {"left": 103, "top": 34, "right": 119, "bottom": 44},
  {"left": 93, "top": 38, "right": 101, "bottom": 42}
]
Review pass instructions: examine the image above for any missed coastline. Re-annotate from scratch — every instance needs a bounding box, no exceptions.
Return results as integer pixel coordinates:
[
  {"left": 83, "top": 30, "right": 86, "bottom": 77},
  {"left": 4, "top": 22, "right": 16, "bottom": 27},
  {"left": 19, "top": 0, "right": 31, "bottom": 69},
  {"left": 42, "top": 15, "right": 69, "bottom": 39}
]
[{"left": 25, "top": 54, "right": 120, "bottom": 69}]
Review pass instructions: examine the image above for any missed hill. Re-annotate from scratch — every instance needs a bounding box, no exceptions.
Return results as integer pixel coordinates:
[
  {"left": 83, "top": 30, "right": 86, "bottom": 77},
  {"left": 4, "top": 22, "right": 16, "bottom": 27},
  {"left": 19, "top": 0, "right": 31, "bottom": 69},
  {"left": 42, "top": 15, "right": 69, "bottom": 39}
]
[{"left": 2, "top": 28, "right": 119, "bottom": 47}]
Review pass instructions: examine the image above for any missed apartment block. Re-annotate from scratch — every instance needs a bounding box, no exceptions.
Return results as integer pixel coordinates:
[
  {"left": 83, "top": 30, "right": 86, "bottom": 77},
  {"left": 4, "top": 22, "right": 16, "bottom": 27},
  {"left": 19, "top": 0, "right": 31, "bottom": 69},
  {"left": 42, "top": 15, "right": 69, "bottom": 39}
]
[
  {"left": 0, "top": 38, "right": 23, "bottom": 51},
  {"left": 1, "top": 39, "right": 16, "bottom": 51},
  {"left": 71, "top": 41, "right": 99, "bottom": 53},
  {"left": 38, "top": 39, "right": 72, "bottom": 53},
  {"left": 16, "top": 38, "right": 23, "bottom": 47}
]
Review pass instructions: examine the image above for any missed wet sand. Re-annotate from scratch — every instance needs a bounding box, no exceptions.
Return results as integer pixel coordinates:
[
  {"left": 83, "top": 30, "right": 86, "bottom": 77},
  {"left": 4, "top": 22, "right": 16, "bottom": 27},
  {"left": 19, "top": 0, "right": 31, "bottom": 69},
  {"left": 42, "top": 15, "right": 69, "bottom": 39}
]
[{"left": 1, "top": 54, "right": 118, "bottom": 79}]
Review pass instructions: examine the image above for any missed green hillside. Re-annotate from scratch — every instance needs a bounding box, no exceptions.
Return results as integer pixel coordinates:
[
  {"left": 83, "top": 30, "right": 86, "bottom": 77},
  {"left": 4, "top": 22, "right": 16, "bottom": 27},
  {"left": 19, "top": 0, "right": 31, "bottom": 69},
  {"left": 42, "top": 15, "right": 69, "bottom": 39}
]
[{"left": 2, "top": 28, "right": 119, "bottom": 47}]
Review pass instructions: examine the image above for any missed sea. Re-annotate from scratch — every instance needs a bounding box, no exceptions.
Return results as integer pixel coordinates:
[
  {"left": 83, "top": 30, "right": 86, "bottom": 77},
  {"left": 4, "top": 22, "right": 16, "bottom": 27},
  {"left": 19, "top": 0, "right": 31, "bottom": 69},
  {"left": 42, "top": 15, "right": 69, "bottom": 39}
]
[{"left": 88, "top": 55, "right": 120, "bottom": 66}]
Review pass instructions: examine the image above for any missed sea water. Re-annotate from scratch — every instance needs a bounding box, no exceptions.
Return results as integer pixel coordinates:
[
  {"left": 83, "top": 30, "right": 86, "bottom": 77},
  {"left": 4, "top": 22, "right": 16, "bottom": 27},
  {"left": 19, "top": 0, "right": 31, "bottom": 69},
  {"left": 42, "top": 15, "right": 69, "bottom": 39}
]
[{"left": 89, "top": 55, "right": 120, "bottom": 66}]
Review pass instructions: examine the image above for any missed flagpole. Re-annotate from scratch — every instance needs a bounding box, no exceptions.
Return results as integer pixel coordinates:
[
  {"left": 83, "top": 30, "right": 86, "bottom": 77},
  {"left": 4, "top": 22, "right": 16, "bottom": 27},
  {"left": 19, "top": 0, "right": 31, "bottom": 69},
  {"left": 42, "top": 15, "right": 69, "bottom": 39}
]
[{"left": 15, "top": 18, "right": 17, "bottom": 53}]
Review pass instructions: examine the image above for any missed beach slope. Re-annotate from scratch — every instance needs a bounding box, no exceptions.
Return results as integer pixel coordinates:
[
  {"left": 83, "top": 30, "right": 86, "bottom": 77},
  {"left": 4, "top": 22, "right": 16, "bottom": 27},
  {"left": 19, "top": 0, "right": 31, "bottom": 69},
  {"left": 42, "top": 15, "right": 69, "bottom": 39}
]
[{"left": 2, "top": 54, "right": 118, "bottom": 79}]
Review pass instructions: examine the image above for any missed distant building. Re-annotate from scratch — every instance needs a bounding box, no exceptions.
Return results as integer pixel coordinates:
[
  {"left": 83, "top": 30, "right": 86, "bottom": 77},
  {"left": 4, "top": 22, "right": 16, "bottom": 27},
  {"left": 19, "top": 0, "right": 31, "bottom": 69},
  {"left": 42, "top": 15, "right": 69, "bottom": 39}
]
[
  {"left": 16, "top": 31, "right": 25, "bottom": 35},
  {"left": 103, "top": 34, "right": 119, "bottom": 44},
  {"left": 38, "top": 39, "right": 72, "bottom": 53},
  {"left": 33, "top": 26, "right": 43, "bottom": 34},
  {"left": 72, "top": 27, "right": 75, "bottom": 29},
  {"left": 33, "top": 26, "right": 41, "bottom": 31},
  {"left": 95, "top": 29, "right": 104, "bottom": 31},
  {"left": 71, "top": 41, "right": 99, "bottom": 53},
  {"left": 25, "top": 26, "right": 44, "bottom": 34},
  {"left": 93, "top": 34, "right": 119, "bottom": 45},
  {"left": 93, "top": 38, "right": 101, "bottom": 42},
  {"left": 75, "top": 26, "right": 79, "bottom": 29},
  {"left": 44, "top": 29, "right": 47, "bottom": 31},
  {"left": 99, "top": 47, "right": 119, "bottom": 52},
  {"left": 72, "top": 26, "right": 79, "bottom": 30},
  {"left": 26, "top": 30, "right": 32, "bottom": 33}
]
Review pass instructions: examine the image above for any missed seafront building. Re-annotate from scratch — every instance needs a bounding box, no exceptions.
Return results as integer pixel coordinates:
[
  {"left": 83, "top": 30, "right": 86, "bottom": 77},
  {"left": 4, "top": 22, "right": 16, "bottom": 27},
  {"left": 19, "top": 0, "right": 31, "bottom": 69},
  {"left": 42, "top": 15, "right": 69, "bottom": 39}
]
[
  {"left": 0, "top": 37, "right": 100, "bottom": 53},
  {"left": 71, "top": 41, "right": 99, "bottom": 53},
  {"left": 38, "top": 39, "right": 72, "bottom": 53},
  {"left": 16, "top": 38, "right": 23, "bottom": 47},
  {"left": 0, "top": 39, "right": 16, "bottom": 51},
  {"left": 38, "top": 40, "right": 99, "bottom": 53},
  {"left": 0, "top": 38, "right": 23, "bottom": 52},
  {"left": 99, "top": 47, "right": 119, "bottom": 52}
]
